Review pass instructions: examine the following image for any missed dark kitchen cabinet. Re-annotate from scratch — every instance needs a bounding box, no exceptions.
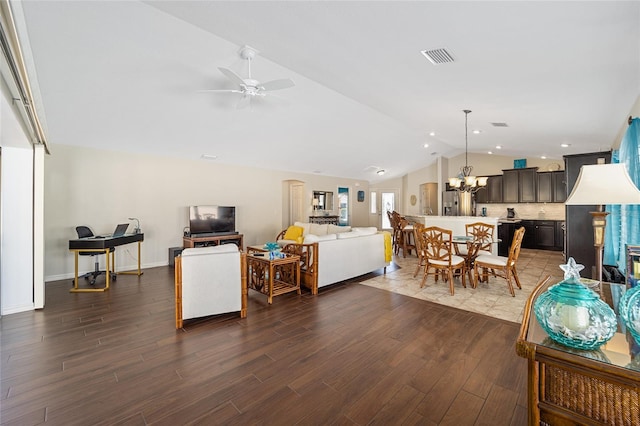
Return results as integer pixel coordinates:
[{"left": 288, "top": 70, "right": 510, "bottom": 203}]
[
  {"left": 555, "top": 221, "right": 565, "bottom": 252},
  {"left": 500, "top": 219, "right": 563, "bottom": 253},
  {"left": 503, "top": 167, "right": 538, "bottom": 203},
  {"left": 520, "top": 168, "right": 538, "bottom": 202},
  {"left": 535, "top": 221, "right": 556, "bottom": 249},
  {"left": 498, "top": 222, "right": 517, "bottom": 256},
  {"left": 475, "top": 184, "right": 488, "bottom": 204},
  {"left": 537, "top": 172, "right": 553, "bottom": 202},
  {"left": 537, "top": 171, "right": 567, "bottom": 203},
  {"left": 503, "top": 170, "right": 519, "bottom": 203},
  {"left": 520, "top": 220, "right": 536, "bottom": 249},
  {"left": 475, "top": 175, "right": 502, "bottom": 204},
  {"left": 553, "top": 170, "right": 567, "bottom": 202},
  {"left": 564, "top": 151, "right": 611, "bottom": 278},
  {"left": 488, "top": 175, "right": 503, "bottom": 203}
]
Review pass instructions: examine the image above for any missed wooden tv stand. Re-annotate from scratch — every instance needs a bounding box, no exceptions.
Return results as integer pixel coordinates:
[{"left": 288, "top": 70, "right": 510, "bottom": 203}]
[{"left": 183, "top": 233, "right": 244, "bottom": 251}]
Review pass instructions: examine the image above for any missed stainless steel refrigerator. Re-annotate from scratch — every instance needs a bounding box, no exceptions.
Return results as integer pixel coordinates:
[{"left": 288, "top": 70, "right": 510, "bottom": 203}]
[{"left": 442, "top": 191, "right": 458, "bottom": 216}]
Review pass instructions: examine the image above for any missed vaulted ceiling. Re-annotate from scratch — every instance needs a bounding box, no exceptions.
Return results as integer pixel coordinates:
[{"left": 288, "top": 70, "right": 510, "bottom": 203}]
[{"left": 14, "top": 1, "right": 640, "bottom": 182}]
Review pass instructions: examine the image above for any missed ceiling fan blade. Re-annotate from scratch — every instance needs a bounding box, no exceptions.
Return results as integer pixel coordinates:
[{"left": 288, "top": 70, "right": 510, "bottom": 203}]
[
  {"left": 259, "top": 78, "right": 295, "bottom": 92},
  {"left": 198, "top": 89, "right": 243, "bottom": 93},
  {"left": 218, "top": 67, "right": 245, "bottom": 87}
]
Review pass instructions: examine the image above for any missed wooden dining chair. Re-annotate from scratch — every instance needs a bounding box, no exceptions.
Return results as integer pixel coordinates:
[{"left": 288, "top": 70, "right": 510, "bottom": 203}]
[
  {"left": 387, "top": 210, "right": 398, "bottom": 249},
  {"left": 474, "top": 226, "right": 525, "bottom": 296},
  {"left": 418, "top": 226, "right": 466, "bottom": 295},
  {"left": 412, "top": 223, "right": 426, "bottom": 277},
  {"left": 465, "top": 222, "right": 495, "bottom": 256}
]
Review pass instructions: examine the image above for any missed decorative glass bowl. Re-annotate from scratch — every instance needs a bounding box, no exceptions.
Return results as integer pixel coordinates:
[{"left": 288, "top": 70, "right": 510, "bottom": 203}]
[
  {"left": 264, "top": 242, "right": 279, "bottom": 252},
  {"left": 618, "top": 286, "right": 640, "bottom": 344},
  {"left": 534, "top": 276, "right": 617, "bottom": 350}
]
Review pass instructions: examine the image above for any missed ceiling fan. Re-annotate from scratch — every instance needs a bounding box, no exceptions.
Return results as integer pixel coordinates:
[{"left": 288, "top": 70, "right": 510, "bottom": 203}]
[{"left": 203, "top": 45, "right": 295, "bottom": 108}]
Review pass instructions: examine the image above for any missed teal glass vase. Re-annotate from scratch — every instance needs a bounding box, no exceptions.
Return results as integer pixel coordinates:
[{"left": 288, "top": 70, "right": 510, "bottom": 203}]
[
  {"left": 618, "top": 286, "right": 640, "bottom": 345},
  {"left": 534, "top": 276, "right": 617, "bottom": 350}
]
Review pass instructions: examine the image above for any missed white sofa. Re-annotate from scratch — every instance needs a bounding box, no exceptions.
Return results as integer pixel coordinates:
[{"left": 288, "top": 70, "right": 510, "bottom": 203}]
[
  {"left": 276, "top": 222, "right": 390, "bottom": 294},
  {"left": 174, "top": 245, "right": 247, "bottom": 328}
]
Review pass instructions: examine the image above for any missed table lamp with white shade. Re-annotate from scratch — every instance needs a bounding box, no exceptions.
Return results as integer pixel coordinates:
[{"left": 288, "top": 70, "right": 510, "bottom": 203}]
[{"left": 565, "top": 163, "right": 640, "bottom": 296}]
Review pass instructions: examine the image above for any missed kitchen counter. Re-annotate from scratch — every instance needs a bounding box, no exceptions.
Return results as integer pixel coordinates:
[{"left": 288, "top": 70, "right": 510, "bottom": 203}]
[{"left": 498, "top": 218, "right": 522, "bottom": 223}]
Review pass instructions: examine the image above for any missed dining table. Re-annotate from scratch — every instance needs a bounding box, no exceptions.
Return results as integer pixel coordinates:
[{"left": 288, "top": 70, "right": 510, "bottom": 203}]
[{"left": 452, "top": 235, "right": 500, "bottom": 284}]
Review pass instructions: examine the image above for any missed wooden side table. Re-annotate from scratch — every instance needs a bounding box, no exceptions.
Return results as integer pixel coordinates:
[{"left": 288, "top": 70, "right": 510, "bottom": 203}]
[
  {"left": 247, "top": 252, "right": 300, "bottom": 304},
  {"left": 517, "top": 276, "right": 640, "bottom": 425}
]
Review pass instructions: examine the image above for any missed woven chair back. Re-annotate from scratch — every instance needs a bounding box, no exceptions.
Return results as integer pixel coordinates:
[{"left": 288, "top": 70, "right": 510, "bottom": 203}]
[
  {"left": 465, "top": 222, "right": 495, "bottom": 252},
  {"left": 419, "top": 226, "right": 454, "bottom": 265}
]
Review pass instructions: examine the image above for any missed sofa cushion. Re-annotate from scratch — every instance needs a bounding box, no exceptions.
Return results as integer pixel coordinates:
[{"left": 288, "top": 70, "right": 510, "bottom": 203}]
[
  {"left": 328, "top": 224, "right": 351, "bottom": 234},
  {"left": 309, "top": 223, "right": 329, "bottom": 236},
  {"left": 304, "top": 233, "right": 337, "bottom": 243},
  {"left": 283, "top": 225, "right": 304, "bottom": 243},
  {"left": 336, "top": 231, "right": 364, "bottom": 239},
  {"left": 351, "top": 227, "right": 379, "bottom": 236}
]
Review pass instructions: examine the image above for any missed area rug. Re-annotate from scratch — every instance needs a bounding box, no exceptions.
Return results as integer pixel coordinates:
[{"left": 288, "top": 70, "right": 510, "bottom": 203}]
[{"left": 360, "top": 249, "right": 565, "bottom": 323}]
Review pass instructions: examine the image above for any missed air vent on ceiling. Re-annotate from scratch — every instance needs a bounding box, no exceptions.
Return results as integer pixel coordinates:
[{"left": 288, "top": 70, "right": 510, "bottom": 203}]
[
  {"left": 420, "top": 48, "right": 455, "bottom": 64},
  {"left": 491, "top": 122, "right": 509, "bottom": 127}
]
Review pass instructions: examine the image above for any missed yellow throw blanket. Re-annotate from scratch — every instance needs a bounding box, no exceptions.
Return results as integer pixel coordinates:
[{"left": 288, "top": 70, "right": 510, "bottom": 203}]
[{"left": 380, "top": 231, "right": 392, "bottom": 262}]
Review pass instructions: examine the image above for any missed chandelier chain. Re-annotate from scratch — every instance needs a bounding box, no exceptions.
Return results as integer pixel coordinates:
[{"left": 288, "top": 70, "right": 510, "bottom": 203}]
[{"left": 463, "top": 109, "right": 472, "bottom": 177}]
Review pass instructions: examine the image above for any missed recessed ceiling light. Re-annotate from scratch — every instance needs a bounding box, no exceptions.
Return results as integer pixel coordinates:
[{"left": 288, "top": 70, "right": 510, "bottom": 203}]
[
  {"left": 472, "top": 129, "right": 482, "bottom": 134},
  {"left": 488, "top": 151, "right": 493, "bottom": 155},
  {"left": 429, "top": 131, "right": 436, "bottom": 136},
  {"left": 201, "top": 154, "right": 217, "bottom": 160},
  {"left": 495, "top": 145, "right": 502, "bottom": 149},
  {"left": 541, "top": 155, "right": 547, "bottom": 159},
  {"left": 377, "top": 169, "right": 386, "bottom": 176},
  {"left": 423, "top": 143, "right": 429, "bottom": 148},
  {"left": 561, "top": 143, "right": 570, "bottom": 148}
]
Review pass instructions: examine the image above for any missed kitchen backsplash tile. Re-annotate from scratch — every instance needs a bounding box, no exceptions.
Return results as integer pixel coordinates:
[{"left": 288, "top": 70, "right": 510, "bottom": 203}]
[{"left": 477, "top": 203, "right": 565, "bottom": 220}]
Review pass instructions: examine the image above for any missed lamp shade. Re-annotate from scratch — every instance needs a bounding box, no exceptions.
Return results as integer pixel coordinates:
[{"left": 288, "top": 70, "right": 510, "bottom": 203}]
[{"left": 565, "top": 164, "right": 640, "bottom": 205}]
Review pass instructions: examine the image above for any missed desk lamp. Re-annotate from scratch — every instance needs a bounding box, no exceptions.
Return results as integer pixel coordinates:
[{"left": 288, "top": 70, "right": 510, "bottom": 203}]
[
  {"left": 565, "top": 163, "right": 640, "bottom": 296},
  {"left": 128, "top": 217, "right": 141, "bottom": 234}
]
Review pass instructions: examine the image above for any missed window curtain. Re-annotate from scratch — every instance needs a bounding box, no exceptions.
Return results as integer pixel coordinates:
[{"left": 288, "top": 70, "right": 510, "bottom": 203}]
[{"left": 604, "top": 117, "right": 640, "bottom": 274}]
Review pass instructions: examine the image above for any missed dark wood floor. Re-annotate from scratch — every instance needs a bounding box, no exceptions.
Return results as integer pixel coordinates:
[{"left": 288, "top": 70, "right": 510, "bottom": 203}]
[{"left": 1, "top": 264, "right": 528, "bottom": 425}]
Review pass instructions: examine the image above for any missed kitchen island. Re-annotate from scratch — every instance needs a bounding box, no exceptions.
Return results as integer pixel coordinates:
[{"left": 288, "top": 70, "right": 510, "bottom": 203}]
[{"left": 405, "top": 215, "right": 500, "bottom": 255}]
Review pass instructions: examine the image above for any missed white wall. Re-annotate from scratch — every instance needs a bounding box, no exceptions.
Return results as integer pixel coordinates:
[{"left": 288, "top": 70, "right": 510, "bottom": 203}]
[
  {"left": 44, "top": 144, "right": 370, "bottom": 281},
  {"left": 404, "top": 163, "right": 438, "bottom": 216},
  {"left": 1, "top": 148, "right": 34, "bottom": 314}
]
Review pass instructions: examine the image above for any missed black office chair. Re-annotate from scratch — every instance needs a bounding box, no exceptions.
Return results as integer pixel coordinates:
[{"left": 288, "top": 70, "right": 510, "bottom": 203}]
[{"left": 75, "top": 226, "right": 116, "bottom": 285}]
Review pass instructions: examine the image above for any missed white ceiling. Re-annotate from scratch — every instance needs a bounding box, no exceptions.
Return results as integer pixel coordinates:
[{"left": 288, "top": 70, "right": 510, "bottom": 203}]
[{"left": 15, "top": 1, "right": 640, "bottom": 182}]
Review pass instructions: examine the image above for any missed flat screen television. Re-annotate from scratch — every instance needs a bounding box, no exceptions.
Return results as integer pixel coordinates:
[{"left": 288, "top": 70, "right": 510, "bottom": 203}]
[{"left": 189, "top": 206, "right": 236, "bottom": 235}]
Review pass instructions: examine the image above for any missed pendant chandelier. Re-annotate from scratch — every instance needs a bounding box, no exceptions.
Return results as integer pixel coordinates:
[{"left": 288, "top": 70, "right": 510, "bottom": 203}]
[{"left": 448, "top": 110, "right": 487, "bottom": 193}]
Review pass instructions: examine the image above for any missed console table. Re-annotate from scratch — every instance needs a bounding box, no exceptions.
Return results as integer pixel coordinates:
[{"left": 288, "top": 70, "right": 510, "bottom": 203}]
[
  {"left": 183, "top": 233, "right": 244, "bottom": 251},
  {"left": 308, "top": 215, "right": 339, "bottom": 225},
  {"left": 517, "top": 276, "right": 640, "bottom": 425}
]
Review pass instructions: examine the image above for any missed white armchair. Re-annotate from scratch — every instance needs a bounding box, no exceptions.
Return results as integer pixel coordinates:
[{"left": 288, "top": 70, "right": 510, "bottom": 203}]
[{"left": 175, "top": 245, "right": 247, "bottom": 328}]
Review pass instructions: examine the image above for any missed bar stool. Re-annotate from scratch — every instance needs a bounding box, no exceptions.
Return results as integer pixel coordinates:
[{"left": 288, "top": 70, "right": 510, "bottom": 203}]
[{"left": 395, "top": 217, "right": 416, "bottom": 258}]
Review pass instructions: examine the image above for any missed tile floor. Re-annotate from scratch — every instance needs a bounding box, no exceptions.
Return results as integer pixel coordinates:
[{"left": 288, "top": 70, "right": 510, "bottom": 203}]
[{"left": 360, "top": 248, "right": 565, "bottom": 323}]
